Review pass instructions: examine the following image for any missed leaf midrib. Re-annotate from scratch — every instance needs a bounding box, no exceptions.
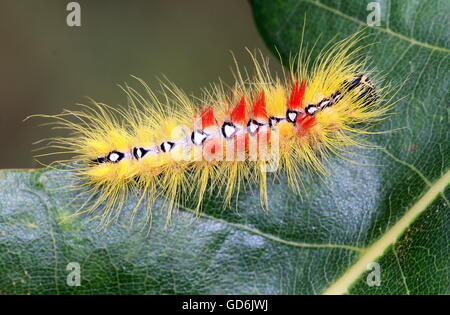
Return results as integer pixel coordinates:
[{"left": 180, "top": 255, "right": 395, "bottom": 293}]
[{"left": 322, "top": 169, "right": 450, "bottom": 295}]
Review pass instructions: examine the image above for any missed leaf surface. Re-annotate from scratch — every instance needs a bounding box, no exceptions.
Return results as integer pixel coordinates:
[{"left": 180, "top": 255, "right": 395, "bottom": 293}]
[{"left": 0, "top": 0, "right": 449, "bottom": 294}]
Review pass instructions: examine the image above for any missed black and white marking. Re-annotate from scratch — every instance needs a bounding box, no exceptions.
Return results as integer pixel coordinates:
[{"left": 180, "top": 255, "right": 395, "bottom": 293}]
[
  {"left": 191, "top": 130, "right": 208, "bottom": 145},
  {"left": 221, "top": 122, "right": 238, "bottom": 139},
  {"left": 247, "top": 119, "right": 266, "bottom": 135},
  {"left": 133, "top": 147, "right": 149, "bottom": 160},
  {"left": 330, "top": 92, "right": 341, "bottom": 105},
  {"left": 107, "top": 151, "right": 125, "bottom": 163},
  {"left": 286, "top": 109, "right": 300, "bottom": 123},
  {"left": 305, "top": 105, "right": 319, "bottom": 116},
  {"left": 268, "top": 116, "right": 285, "bottom": 128},
  {"left": 160, "top": 141, "right": 175, "bottom": 153},
  {"left": 92, "top": 156, "right": 107, "bottom": 164},
  {"left": 318, "top": 98, "right": 331, "bottom": 109}
]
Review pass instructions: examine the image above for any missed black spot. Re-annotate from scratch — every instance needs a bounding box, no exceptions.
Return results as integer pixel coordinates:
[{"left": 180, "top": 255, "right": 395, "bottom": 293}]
[
  {"left": 107, "top": 151, "right": 125, "bottom": 163},
  {"left": 305, "top": 105, "right": 318, "bottom": 116},
  {"left": 160, "top": 141, "right": 175, "bottom": 153},
  {"left": 247, "top": 119, "right": 265, "bottom": 135},
  {"left": 221, "top": 122, "right": 237, "bottom": 139},
  {"left": 132, "top": 147, "right": 149, "bottom": 160},
  {"left": 329, "top": 91, "right": 341, "bottom": 106},
  {"left": 91, "top": 156, "right": 107, "bottom": 164},
  {"left": 339, "top": 74, "right": 377, "bottom": 107},
  {"left": 191, "top": 130, "right": 208, "bottom": 145},
  {"left": 268, "top": 116, "right": 284, "bottom": 128},
  {"left": 357, "top": 87, "right": 378, "bottom": 105},
  {"left": 346, "top": 75, "right": 362, "bottom": 92},
  {"left": 318, "top": 98, "right": 331, "bottom": 109},
  {"left": 286, "top": 109, "right": 299, "bottom": 123}
]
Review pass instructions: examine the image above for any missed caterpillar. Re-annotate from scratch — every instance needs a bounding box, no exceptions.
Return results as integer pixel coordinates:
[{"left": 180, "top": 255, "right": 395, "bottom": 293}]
[{"left": 34, "top": 32, "right": 391, "bottom": 228}]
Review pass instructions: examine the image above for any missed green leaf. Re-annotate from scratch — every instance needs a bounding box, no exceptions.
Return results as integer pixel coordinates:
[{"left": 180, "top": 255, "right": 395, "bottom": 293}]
[{"left": 1, "top": 0, "right": 449, "bottom": 295}]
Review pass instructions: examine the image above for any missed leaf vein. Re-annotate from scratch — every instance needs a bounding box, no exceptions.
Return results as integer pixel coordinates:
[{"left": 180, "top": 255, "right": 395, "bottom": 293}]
[
  {"left": 179, "top": 205, "right": 363, "bottom": 252},
  {"left": 303, "top": 0, "right": 450, "bottom": 53}
]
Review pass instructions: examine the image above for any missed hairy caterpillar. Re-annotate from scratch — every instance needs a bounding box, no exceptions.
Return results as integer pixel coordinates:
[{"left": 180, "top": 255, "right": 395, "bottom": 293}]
[{"left": 33, "top": 32, "right": 391, "bottom": 228}]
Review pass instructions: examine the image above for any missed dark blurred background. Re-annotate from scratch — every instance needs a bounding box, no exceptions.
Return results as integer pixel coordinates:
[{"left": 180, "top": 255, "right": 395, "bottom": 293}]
[{"left": 0, "top": 0, "right": 280, "bottom": 168}]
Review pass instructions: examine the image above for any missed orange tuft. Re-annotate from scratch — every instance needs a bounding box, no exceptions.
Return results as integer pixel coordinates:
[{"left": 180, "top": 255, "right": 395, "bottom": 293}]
[
  {"left": 200, "top": 107, "right": 215, "bottom": 128},
  {"left": 288, "top": 81, "right": 306, "bottom": 110},
  {"left": 230, "top": 97, "right": 247, "bottom": 125},
  {"left": 252, "top": 91, "right": 267, "bottom": 119}
]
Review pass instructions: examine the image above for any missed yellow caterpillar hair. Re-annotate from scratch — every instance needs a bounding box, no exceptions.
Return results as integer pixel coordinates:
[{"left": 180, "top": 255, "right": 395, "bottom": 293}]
[{"left": 33, "top": 31, "right": 392, "bottom": 228}]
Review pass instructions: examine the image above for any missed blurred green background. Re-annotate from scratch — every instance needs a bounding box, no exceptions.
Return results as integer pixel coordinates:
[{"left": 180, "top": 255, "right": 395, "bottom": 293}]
[{"left": 0, "top": 0, "right": 280, "bottom": 168}]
